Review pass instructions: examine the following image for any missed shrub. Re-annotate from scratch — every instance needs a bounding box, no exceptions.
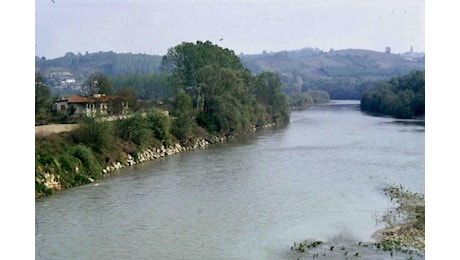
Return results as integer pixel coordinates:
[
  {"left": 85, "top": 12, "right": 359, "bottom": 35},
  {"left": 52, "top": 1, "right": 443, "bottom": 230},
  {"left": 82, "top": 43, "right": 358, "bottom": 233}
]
[
  {"left": 35, "top": 181, "right": 52, "bottom": 197},
  {"left": 146, "top": 109, "right": 172, "bottom": 145},
  {"left": 72, "top": 118, "right": 113, "bottom": 154},
  {"left": 73, "top": 144, "right": 102, "bottom": 179},
  {"left": 58, "top": 154, "right": 75, "bottom": 172},
  {"left": 115, "top": 113, "right": 151, "bottom": 147},
  {"left": 196, "top": 112, "right": 219, "bottom": 133}
]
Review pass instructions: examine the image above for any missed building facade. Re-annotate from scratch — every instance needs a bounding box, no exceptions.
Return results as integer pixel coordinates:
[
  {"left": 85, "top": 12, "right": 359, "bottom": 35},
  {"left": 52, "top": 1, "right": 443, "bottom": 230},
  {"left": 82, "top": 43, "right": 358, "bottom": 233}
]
[{"left": 55, "top": 94, "right": 129, "bottom": 118}]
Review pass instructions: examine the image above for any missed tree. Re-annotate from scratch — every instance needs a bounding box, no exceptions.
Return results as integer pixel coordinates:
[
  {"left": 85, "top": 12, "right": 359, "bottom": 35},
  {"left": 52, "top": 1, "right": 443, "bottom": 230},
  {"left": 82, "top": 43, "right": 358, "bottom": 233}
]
[
  {"left": 289, "top": 93, "right": 314, "bottom": 109},
  {"left": 84, "top": 72, "right": 113, "bottom": 95},
  {"left": 161, "top": 41, "right": 243, "bottom": 108},
  {"left": 72, "top": 118, "right": 113, "bottom": 154},
  {"left": 170, "top": 92, "right": 196, "bottom": 142},
  {"left": 196, "top": 65, "right": 253, "bottom": 133},
  {"left": 253, "top": 71, "right": 290, "bottom": 124},
  {"left": 35, "top": 72, "right": 53, "bottom": 125},
  {"left": 146, "top": 109, "right": 172, "bottom": 146},
  {"left": 116, "top": 87, "right": 138, "bottom": 111},
  {"left": 306, "top": 89, "right": 330, "bottom": 104},
  {"left": 115, "top": 113, "right": 151, "bottom": 146}
]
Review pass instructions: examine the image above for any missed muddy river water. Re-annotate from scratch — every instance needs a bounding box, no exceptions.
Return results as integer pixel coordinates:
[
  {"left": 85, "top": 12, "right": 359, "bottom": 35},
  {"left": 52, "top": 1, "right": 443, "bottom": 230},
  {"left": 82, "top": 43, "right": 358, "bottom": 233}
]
[{"left": 35, "top": 100, "right": 424, "bottom": 259}]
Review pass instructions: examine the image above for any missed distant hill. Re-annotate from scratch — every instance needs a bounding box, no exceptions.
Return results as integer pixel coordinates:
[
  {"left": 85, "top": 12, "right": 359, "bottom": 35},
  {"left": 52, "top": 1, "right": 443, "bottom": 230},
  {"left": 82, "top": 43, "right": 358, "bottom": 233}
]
[
  {"left": 35, "top": 51, "right": 163, "bottom": 95},
  {"left": 239, "top": 48, "right": 424, "bottom": 99},
  {"left": 35, "top": 47, "right": 424, "bottom": 99}
]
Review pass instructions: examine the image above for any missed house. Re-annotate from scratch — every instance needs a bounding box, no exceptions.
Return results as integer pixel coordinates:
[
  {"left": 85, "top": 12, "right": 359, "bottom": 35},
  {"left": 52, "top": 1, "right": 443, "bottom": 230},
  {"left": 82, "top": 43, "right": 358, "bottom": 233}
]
[
  {"left": 55, "top": 94, "right": 129, "bottom": 118},
  {"left": 60, "top": 78, "right": 76, "bottom": 85}
]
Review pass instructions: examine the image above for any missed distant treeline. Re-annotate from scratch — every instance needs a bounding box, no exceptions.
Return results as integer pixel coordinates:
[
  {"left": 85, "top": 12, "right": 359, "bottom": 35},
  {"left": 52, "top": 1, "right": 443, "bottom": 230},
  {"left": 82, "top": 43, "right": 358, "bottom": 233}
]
[
  {"left": 360, "top": 70, "right": 425, "bottom": 119},
  {"left": 36, "top": 51, "right": 162, "bottom": 75}
]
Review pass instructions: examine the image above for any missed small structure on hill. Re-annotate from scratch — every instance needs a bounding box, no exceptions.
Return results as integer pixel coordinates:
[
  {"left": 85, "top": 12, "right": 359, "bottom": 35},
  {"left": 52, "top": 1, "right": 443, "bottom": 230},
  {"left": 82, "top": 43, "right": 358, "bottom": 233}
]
[{"left": 55, "top": 94, "right": 129, "bottom": 118}]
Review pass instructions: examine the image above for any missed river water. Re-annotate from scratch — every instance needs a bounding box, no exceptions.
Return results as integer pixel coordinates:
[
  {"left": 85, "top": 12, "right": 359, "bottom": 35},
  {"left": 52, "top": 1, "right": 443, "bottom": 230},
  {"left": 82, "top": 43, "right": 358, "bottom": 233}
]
[{"left": 35, "top": 100, "right": 424, "bottom": 259}]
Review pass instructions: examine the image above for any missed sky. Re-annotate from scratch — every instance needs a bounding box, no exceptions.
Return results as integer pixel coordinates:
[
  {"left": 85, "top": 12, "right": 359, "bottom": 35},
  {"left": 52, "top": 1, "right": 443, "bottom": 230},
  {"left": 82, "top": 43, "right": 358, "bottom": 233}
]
[{"left": 35, "top": 0, "right": 425, "bottom": 59}]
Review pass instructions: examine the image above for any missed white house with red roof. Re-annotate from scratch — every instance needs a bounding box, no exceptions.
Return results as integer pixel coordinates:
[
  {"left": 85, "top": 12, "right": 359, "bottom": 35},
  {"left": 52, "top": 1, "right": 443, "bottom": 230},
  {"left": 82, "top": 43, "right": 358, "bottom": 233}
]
[{"left": 55, "top": 94, "right": 129, "bottom": 117}]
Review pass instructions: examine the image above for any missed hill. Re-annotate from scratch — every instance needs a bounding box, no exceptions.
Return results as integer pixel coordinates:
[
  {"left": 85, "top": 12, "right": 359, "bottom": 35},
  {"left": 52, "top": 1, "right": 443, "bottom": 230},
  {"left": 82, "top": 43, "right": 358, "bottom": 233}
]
[
  {"left": 35, "top": 47, "right": 424, "bottom": 99},
  {"left": 240, "top": 48, "right": 424, "bottom": 99},
  {"left": 35, "top": 51, "right": 163, "bottom": 95}
]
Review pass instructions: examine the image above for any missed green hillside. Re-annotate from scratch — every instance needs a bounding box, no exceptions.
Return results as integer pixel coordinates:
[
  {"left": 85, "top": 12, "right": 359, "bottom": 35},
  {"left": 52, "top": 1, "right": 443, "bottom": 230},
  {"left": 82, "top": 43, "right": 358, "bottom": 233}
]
[
  {"left": 35, "top": 47, "right": 424, "bottom": 99},
  {"left": 35, "top": 51, "right": 162, "bottom": 93},
  {"left": 240, "top": 48, "right": 425, "bottom": 99}
]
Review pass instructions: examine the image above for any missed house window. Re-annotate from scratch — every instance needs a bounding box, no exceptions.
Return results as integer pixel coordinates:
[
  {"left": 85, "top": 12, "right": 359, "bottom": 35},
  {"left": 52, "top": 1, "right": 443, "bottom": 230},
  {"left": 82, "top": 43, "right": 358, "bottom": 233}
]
[{"left": 60, "top": 105, "right": 65, "bottom": 112}]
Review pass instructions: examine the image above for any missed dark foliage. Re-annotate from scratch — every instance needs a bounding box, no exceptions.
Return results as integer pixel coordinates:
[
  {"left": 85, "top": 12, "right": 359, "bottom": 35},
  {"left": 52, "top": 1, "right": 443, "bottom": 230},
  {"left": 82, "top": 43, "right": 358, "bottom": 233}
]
[{"left": 360, "top": 70, "right": 425, "bottom": 119}]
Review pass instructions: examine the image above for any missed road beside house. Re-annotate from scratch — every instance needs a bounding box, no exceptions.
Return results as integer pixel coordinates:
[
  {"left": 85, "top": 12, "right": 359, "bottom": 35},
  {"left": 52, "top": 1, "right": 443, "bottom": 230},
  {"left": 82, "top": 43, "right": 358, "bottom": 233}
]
[{"left": 35, "top": 124, "right": 80, "bottom": 137}]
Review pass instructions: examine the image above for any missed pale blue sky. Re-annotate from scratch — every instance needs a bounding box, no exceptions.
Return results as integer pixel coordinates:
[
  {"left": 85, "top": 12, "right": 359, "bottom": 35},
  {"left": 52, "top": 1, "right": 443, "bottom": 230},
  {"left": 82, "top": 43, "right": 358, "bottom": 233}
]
[{"left": 35, "top": 0, "right": 424, "bottom": 59}]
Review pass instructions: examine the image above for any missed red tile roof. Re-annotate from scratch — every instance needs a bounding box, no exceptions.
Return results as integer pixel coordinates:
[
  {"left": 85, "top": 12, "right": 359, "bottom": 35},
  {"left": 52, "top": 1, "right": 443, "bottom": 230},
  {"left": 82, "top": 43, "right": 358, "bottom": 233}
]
[
  {"left": 56, "top": 95, "right": 125, "bottom": 103},
  {"left": 62, "top": 95, "right": 92, "bottom": 103}
]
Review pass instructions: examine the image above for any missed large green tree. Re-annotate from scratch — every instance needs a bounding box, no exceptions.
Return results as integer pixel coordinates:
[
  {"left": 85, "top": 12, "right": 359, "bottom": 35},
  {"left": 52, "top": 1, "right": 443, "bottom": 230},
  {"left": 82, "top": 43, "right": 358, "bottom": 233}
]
[
  {"left": 196, "top": 65, "right": 255, "bottom": 133},
  {"left": 253, "top": 71, "right": 291, "bottom": 124},
  {"left": 161, "top": 40, "right": 243, "bottom": 108}
]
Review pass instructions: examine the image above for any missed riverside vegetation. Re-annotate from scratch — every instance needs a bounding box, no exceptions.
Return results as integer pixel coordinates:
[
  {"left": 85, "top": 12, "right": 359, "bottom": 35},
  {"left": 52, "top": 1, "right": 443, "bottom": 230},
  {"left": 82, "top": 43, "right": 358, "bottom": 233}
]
[
  {"left": 360, "top": 70, "right": 425, "bottom": 119},
  {"left": 35, "top": 41, "right": 292, "bottom": 198}
]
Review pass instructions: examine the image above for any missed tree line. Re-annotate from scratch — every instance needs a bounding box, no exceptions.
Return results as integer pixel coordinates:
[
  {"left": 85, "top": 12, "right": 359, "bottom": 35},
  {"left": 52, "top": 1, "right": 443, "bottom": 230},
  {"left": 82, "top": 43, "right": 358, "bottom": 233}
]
[
  {"left": 36, "top": 51, "right": 162, "bottom": 75},
  {"left": 360, "top": 70, "right": 425, "bottom": 119}
]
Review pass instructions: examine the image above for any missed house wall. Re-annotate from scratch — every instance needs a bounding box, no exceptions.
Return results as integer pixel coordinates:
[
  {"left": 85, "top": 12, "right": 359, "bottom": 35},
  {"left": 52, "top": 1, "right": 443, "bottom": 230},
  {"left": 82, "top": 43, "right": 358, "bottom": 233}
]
[
  {"left": 85, "top": 102, "right": 108, "bottom": 117},
  {"left": 55, "top": 101, "right": 87, "bottom": 117},
  {"left": 55, "top": 101, "right": 68, "bottom": 113},
  {"left": 56, "top": 97, "right": 125, "bottom": 118}
]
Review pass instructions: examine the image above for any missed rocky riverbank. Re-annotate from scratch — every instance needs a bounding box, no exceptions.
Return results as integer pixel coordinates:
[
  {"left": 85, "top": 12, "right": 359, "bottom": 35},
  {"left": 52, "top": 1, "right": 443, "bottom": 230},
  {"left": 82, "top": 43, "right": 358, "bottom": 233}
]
[
  {"left": 37, "top": 136, "right": 215, "bottom": 194},
  {"left": 101, "top": 137, "right": 211, "bottom": 174},
  {"left": 289, "top": 185, "right": 425, "bottom": 259},
  {"left": 373, "top": 185, "right": 425, "bottom": 252},
  {"left": 36, "top": 122, "right": 277, "bottom": 197}
]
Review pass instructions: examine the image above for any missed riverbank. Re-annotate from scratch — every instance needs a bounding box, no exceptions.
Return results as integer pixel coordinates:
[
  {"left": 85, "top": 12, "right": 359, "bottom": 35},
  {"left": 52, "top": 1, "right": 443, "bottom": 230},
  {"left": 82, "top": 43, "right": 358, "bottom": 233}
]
[
  {"left": 35, "top": 121, "right": 277, "bottom": 199},
  {"left": 289, "top": 185, "right": 425, "bottom": 259},
  {"left": 373, "top": 185, "right": 425, "bottom": 252}
]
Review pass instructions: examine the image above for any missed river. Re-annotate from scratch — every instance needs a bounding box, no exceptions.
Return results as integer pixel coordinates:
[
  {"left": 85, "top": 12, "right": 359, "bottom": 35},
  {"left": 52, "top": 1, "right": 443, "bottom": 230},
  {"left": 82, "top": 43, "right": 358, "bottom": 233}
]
[{"left": 35, "top": 100, "right": 424, "bottom": 259}]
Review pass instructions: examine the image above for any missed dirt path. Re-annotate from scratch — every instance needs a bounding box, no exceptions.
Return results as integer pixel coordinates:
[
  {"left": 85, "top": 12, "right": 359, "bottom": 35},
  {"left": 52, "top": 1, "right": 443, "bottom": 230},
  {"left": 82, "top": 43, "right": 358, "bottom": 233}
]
[{"left": 35, "top": 124, "right": 79, "bottom": 137}]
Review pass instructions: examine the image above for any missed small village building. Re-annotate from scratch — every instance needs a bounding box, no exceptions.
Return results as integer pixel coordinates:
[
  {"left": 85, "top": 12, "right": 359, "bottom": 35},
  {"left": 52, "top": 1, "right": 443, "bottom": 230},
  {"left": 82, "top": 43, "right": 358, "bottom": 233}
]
[{"left": 55, "top": 94, "right": 129, "bottom": 118}]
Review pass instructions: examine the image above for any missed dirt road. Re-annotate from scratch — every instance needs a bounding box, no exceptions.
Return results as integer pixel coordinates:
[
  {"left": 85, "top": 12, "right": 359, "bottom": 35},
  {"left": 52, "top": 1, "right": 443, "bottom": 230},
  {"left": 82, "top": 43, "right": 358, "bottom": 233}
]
[{"left": 35, "top": 124, "right": 79, "bottom": 137}]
